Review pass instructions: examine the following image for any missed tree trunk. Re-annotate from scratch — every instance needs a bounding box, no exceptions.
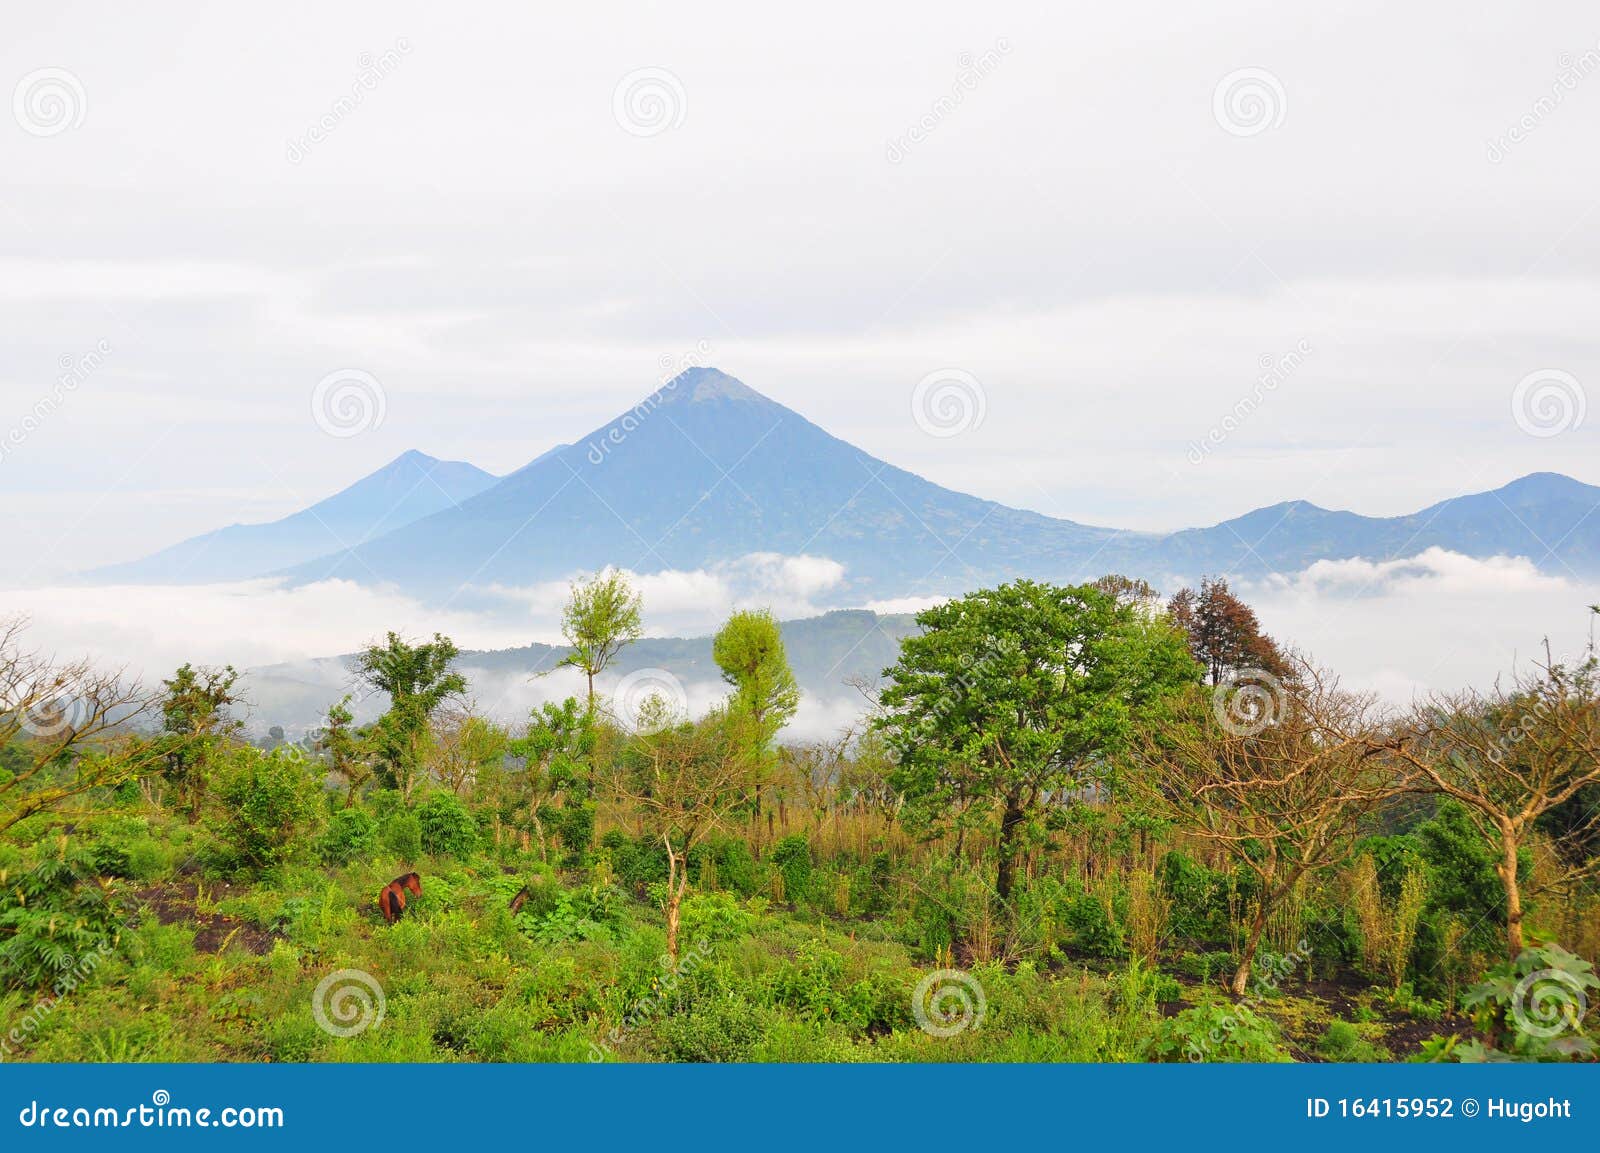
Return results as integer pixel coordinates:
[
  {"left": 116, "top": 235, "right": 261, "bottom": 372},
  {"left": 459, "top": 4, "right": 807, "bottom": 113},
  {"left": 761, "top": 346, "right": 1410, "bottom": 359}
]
[
  {"left": 1231, "top": 903, "right": 1271, "bottom": 996},
  {"left": 1497, "top": 826, "right": 1524, "bottom": 961},
  {"left": 995, "top": 800, "right": 1025, "bottom": 901},
  {"left": 664, "top": 835, "right": 686, "bottom": 961}
]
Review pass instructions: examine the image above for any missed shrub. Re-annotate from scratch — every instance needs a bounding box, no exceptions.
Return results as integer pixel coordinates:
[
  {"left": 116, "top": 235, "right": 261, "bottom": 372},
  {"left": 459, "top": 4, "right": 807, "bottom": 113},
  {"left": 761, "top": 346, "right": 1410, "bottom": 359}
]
[
  {"left": 1150, "top": 1002, "right": 1290, "bottom": 1063},
  {"left": 769, "top": 835, "right": 813, "bottom": 904},
  {"left": 1317, "top": 1019, "right": 1388, "bottom": 1062},
  {"left": 416, "top": 793, "right": 478, "bottom": 858},
  {"left": 382, "top": 810, "right": 422, "bottom": 861},
  {"left": 210, "top": 748, "right": 322, "bottom": 869},
  {"left": 0, "top": 853, "right": 128, "bottom": 991},
  {"left": 679, "top": 891, "right": 758, "bottom": 947},
  {"left": 1454, "top": 944, "right": 1599, "bottom": 1062},
  {"left": 318, "top": 808, "right": 379, "bottom": 865},
  {"left": 651, "top": 992, "right": 770, "bottom": 1061}
]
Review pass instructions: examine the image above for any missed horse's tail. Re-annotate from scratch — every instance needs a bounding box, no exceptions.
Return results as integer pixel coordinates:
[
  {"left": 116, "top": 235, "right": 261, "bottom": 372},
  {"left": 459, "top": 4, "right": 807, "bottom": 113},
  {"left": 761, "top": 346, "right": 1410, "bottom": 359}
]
[{"left": 381, "top": 886, "right": 402, "bottom": 923}]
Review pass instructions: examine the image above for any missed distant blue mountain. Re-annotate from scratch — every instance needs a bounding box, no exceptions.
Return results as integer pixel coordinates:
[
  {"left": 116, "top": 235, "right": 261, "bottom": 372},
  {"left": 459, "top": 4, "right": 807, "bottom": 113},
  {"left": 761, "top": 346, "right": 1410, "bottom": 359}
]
[
  {"left": 98, "top": 369, "right": 1600, "bottom": 596},
  {"left": 276, "top": 368, "right": 1123, "bottom": 600},
  {"left": 89, "top": 450, "right": 498, "bottom": 584}
]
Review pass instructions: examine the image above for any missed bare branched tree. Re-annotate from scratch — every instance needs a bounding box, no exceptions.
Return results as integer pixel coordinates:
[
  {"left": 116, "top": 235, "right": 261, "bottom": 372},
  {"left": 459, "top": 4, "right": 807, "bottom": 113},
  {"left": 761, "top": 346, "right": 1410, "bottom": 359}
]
[
  {"left": 1128, "top": 660, "right": 1406, "bottom": 994},
  {"left": 1396, "top": 643, "right": 1600, "bottom": 959},
  {"left": 0, "top": 617, "right": 158, "bottom": 835},
  {"left": 604, "top": 709, "right": 765, "bottom": 959}
]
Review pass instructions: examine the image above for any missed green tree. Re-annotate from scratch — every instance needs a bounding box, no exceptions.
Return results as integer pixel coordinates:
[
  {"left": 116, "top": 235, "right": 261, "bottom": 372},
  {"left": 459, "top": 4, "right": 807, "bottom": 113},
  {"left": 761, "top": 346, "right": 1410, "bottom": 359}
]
[
  {"left": 314, "top": 694, "right": 370, "bottom": 807},
  {"left": 557, "top": 570, "right": 643, "bottom": 710},
  {"left": 354, "top": 632, "right": 467, "bottom": 802},
  {"left": 874, "top": 580, "right": 1198, "bottom": 901},
  {"left": 159, "top": 663, "right": 243, "bottom": 821},
  {"left": 508, "top": 696, "right": 597, "bottom": 861},
  {"left": 712, "top": 608, "right": 800, "bottom": 742}
]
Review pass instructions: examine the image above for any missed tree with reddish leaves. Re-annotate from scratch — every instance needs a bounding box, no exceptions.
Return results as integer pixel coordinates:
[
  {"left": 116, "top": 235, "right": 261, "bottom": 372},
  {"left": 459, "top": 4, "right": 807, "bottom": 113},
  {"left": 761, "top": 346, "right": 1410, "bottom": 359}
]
[{"left": 1168, "top": 577, "right": 1291, "bottom": 686}]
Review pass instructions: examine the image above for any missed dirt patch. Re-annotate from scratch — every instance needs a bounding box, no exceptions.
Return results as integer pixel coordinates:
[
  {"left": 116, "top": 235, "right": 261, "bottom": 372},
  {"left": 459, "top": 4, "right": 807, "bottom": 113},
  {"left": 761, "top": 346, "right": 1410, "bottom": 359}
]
[{"left": 134, "top": 881, "right": 280, "bottom": 956}]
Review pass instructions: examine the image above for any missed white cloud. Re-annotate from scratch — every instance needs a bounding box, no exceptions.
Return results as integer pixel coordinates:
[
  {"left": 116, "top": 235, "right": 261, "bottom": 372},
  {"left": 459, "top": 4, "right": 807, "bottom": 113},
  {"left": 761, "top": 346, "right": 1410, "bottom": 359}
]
[{"left": 1242, "top": 549, "right": 1600, "bottom": 705}]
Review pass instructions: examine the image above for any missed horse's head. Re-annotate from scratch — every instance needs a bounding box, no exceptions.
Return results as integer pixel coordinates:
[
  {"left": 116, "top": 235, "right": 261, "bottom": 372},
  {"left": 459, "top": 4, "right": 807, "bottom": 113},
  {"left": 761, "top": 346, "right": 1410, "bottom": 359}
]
[{"left": 402, "top": 872, "right": 422, "bottom": 896}]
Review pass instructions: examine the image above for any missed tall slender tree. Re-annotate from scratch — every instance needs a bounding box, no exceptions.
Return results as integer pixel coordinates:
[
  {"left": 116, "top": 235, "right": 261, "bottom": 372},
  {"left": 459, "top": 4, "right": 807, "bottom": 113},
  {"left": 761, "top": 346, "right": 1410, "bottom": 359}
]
[{"left": 557, "top": 570, "right": 644, "bottom": 710}]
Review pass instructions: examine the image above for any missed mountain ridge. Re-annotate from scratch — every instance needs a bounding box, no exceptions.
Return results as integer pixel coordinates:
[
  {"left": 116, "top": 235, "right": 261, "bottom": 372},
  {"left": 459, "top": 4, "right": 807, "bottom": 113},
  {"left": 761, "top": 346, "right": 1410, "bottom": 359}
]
[{"left": 90, "top": 368, "right": 1600, "bottom": 595}]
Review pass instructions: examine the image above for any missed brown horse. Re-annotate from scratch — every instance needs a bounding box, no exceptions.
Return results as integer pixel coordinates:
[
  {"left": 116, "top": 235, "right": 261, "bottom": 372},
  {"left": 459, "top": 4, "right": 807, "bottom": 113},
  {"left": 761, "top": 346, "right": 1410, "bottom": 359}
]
[
  {"left": 508, "top": 885, "right": 532, "bottom": 914},
  {"left": 379, "top": 872, "right": 422, "bottom": 923}
]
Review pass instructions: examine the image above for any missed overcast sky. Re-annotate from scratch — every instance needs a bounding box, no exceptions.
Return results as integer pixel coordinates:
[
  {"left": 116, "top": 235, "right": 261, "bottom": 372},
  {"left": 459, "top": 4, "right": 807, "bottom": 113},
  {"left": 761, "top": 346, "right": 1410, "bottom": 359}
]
[{"left": 3, "top": 2, "right": 1599, "bottom": 707}]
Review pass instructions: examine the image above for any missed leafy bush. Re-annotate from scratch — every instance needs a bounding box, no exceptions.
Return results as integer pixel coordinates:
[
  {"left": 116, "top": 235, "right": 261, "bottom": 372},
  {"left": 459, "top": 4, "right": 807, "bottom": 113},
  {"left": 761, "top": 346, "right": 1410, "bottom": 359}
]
[
  {"left": 1149, "top": 1002, "right": 1290, "bottom": 1063},
  {"left": 0, "top": 854, "right": 128, "bottom": 991},
  {"left": 1317, "top": 1019, "right": 1388, "bottom": 1062},
  {"left": 1452, "top": 944, "right": 1598, "bottom": 1062},
  {"left": 382, "top": 810, "right": 422, "bottom": 861},
  {"left": 679, "top": 891, "right": 758, "bottom": 946},
  {"left": 652, "top": 992, "right": 771, "bottom": 1061},
  {"left": 416, "top": 793, "right": 478, "bottom": 858},
  {"left": 769, "top": 835, "right": 813, "bottom": 904},
  {"left": 317, "top": 808, "right": 378, "bottom": 865},
  {"left": 210, "top": 748, "right": 323, "bottom": 869}
]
